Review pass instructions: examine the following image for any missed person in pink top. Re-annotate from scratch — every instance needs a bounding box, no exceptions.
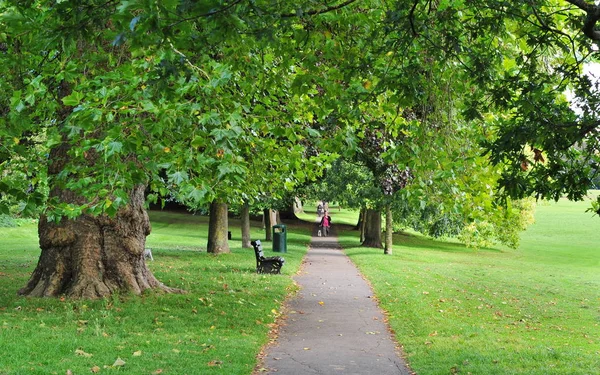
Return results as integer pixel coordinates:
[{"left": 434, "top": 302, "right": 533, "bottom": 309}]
[{"left": 319, "top": 211, "right": 332, "bottom": 236}]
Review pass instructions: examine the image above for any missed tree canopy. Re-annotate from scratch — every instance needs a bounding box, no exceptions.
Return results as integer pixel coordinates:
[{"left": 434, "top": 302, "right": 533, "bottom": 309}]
[
  {"left": 1, "top": 0, "right": 600, "bottom": 297},
  {"left": 2, "top": 1, "right": 600, "bottom": 216}
]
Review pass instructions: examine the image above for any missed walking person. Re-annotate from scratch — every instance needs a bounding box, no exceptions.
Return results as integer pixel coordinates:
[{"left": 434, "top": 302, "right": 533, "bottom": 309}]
[
  {"left": 317, "top": 203, "right": 324, "bottom": 217},
  {"left": 320, "top": 211, "right": 331, "bottom": 236}
]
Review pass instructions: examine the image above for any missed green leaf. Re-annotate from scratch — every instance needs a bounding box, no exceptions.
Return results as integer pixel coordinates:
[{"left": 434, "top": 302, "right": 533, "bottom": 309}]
[
  {"left": 106, "top": 141, "right": 123, "bottom": 156},
  {"left": 168, "top": 171, "right": 188, "bottom": 185},
  {"left": 14, "top": 101, "right": 26, "bottom": 113},
  {"left": 62, "top": 91, "right": 84, "bottom": 107}
]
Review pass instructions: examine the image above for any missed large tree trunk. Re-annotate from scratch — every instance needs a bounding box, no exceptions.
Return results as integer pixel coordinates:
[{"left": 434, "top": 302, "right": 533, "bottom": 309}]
[
  {"left": 263, "top": 208, "right": 273, "bottom": 241},
  {"left": 362, "top": 209, "right": 382, "bottom": 248},
  {"left": 207, "top": 200, "right": 230, "bottom": 254},
  {"left": 278, "top": 199, "right": 300, "bottom": 220},
  {"left": 241, "top": 202, "right": 251, "bottom": 248},
  {"left": 384, "top": 204, "right": 393, "bottom": 255},
  {"left": 19, "top": 185, "right": 178, "bottom": 299}
]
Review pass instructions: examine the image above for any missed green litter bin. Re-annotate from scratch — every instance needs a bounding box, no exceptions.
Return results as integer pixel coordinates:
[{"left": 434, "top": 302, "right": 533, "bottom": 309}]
[{"left": 272, "top": 224, "right": 287, "bottom": 253}]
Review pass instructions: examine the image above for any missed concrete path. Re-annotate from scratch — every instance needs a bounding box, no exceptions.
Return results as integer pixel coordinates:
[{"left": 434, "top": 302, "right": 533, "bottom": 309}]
[{"left": 260, "top": 226, "right": 413, "bottom": 374}]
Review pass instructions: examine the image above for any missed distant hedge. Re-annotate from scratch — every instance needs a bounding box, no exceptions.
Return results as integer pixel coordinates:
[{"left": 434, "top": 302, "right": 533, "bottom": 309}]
[{"left": 0, "top": 215, "right": 16, "bottom": 228}]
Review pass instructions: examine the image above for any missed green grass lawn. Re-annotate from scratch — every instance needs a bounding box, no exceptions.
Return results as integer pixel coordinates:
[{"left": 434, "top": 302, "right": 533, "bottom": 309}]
[
  {"left": 337, "top": 195, "right": 600, "bottom": 375},
  {"left": 0, "top": 211, "right": 309, "bottom": 375},
  {"left": 1, "top": 198, "right": 599, "bottom": 374}
]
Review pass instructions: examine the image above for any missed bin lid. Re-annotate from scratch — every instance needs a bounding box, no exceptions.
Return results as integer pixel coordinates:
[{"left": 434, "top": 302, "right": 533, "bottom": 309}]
[{"left": 273, "top": 224, "right": 286, "bottom": 229}]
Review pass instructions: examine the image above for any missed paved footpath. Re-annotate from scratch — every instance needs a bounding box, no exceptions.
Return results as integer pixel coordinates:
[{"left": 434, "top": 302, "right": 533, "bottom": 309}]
[{"left": 260, "top": 227, "right": 413, "bottom": 374}]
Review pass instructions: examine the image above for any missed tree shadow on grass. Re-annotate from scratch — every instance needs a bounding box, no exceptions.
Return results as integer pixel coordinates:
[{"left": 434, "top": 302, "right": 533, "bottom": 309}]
[{"left": 339, "top": 229, "right": 505, "bottom": 255}]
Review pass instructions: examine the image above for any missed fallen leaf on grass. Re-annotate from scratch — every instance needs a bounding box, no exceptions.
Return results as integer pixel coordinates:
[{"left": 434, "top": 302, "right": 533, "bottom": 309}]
[
  {"left": 112, "top": 358, "right": 126, "bottom": 367},
  {"left": 151, "top": 370, "right": 163, "bottom": 375},
  {"left": 91, "top": 365, "right": 101, "bottom": 373},
  {"left": 207, "top": 360, "right": 223, "bottom": 367},
  {"left": 132, "top": 350, "right": 142, "bottom": 357},
  {"left": 75, "top": 349, "right": 93, "bottom": 358}
]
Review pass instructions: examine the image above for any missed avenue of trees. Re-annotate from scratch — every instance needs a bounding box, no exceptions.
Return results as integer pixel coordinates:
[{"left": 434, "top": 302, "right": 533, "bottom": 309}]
[{"left": 1, "top": 0, "right": 599, "bottom": 298}]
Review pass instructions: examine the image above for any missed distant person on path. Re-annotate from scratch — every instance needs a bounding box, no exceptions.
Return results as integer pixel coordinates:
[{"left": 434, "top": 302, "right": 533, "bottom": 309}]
[
  {"left": 320, "top": 211, "right": 331, "bottom": 236},
  {"left": 317, "top": 203, "right": 324, "bottom": 217}
]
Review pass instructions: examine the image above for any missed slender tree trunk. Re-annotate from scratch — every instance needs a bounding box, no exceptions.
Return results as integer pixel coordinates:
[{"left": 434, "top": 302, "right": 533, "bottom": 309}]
[
  {"left": 274, "top": 210, "right": 281, "bottom": 225},
  {"left": 362, "top": 209, "right": 382, "bottom": 248},
  {"left": 263, "top": 209, "right": 272, "bottom": 241},
  {"left": 241, "top": 202, "right": 251, "bottom": 248},
  {"left": 384, "top": 204, "right": 393, "bottom": 255},
  {"left": 294, "top": 197, "right": 303, "bottom": 213},
  {"left": 358, "top": 208, "right": 367, "bottom": 243},
  {"left": 207, "top": 200, "right": 230, "bottom": 254}
]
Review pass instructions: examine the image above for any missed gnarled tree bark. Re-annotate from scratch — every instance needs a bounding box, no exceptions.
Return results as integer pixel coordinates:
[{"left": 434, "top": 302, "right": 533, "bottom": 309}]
[
  {"left": 19, "top": 124, "right": 180, "bottom": 299},
  {"left": 19, "top": 185, "right": 179, "bottom": 299}
]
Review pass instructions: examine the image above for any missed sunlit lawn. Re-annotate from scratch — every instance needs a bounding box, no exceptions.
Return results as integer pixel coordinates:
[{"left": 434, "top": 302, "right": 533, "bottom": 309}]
[
  {"left": 0, "top": 211, "right": 308, "bottom": 375},
  {"left": 336, "top": 193, "right": 600, "bottom": 375},
  {"left": 1, "top": 195, "right": 599, "bottom": 374}
]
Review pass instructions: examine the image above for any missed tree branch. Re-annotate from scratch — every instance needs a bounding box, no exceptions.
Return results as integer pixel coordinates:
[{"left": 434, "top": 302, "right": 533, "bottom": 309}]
[
  {"left": 167, "top": 0, "right": 245, "bottom": 29},
  {"left": 409, "top": 0, "right": 419, "bottom": 36},
  {"left": 280, "top": 0, "right": 359, "bottom": 18},
  {"left": 564, "top": 0, "right": 600, "bottom": 40}
]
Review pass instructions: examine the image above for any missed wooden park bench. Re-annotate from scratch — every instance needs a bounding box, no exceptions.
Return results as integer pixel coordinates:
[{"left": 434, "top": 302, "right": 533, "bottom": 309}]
[{"left": 251, "top": 240, "right": 285, "bottom": 274}]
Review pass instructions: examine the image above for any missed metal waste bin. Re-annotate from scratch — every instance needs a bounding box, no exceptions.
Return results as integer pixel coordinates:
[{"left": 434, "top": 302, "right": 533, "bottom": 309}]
[{"left": 272, "top": 224, "right": 287, "bottom": 253}]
